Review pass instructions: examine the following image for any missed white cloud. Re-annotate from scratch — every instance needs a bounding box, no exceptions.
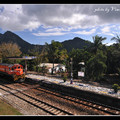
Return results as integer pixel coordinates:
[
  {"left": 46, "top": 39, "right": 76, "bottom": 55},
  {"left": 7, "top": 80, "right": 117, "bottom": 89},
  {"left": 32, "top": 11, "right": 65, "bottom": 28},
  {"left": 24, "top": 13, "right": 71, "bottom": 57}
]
[
  {"left": 74, "top": 28, "right": 96, "bottom": 35},
  {"left": 55, "top": 13, "right": 86, "bottom": 26},
  {"left": 23, "top": 21, "right": 40, "bottom": 31},
  {"left": 45, "top": 27, "right": 71, "bottom": 32},
  {"left": 0, "top": 4, "right": 101, "bottom": 32},
  {"left": 33, "top": 27, "right": 96, "bottom": 37},
  {"left": 0, "top": 4, "right": 41, "bottom": 31},
  {"left": 101, "top": 26, "right": 111, "bottom": 33},
  {"left": 32, "top": 31, "right": 67, "bottom": 36},
  {"left": 103, "top": 41, "right": 116, "bottom": 46},
  {"left": 100, "top": 25, "right": 115, "bottom": 36},
  {"left": 0, "top": 4, "right": 120, "bottom": 34}
]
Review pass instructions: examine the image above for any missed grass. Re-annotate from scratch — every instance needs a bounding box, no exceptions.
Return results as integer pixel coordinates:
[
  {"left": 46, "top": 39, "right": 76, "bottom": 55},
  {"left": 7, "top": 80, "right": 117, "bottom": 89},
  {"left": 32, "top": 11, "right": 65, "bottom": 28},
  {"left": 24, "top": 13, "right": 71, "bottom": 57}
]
[{"left": 0, "top": 99, "right": 22, "bottom": 115}]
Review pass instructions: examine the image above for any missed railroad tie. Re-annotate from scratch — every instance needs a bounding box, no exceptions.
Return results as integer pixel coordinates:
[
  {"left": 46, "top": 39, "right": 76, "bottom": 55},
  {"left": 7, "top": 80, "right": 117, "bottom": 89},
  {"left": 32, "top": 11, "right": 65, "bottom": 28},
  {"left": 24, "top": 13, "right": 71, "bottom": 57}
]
[
  {"left": 104, "top": 108, "right": 108, "bottom": 111},
  {"left": 57, "top": 112, "right": 65, "bottom": 115},
  {"left": 45, "top": 106, "right": 52, "bottom": 110},
  {"left": 116, "top": 111, "right": 120, "bottom": 114},
  {"left": 98, "top": 106, "right": 102, "bottom": 109},
  {"left": 35, "top": 102, "right": 42, "bottom": 106},
  {"left": 42, "top": 105, "right": 49, "bottom": 109},
  {"left": 39, "top": 104, "right": 45, "bottom": 107},
  {"left": 93, "top": 105, "right": 96, "bottom": 107},
  {"left": 54, "top": 110, "right": 61, "bottom": 115},
  {"left": 48, "top": 107, "right": 55, "bottom": 111},
  {"left": 50, "top": 109, "right": 58, "bottom": 114}
]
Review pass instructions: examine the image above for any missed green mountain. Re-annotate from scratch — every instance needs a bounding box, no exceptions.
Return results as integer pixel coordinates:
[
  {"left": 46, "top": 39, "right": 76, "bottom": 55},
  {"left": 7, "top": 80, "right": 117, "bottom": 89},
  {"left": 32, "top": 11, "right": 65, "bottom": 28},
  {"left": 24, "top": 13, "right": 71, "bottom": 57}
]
[
  {"left": 0, "top": 31, "right": 33, "bottom": 53},
  {"left": 0, "top": 31, "right": 91, "bottom": 53},
  {"left": 61, "top": 37, "right": 91, "bottom": 52}
]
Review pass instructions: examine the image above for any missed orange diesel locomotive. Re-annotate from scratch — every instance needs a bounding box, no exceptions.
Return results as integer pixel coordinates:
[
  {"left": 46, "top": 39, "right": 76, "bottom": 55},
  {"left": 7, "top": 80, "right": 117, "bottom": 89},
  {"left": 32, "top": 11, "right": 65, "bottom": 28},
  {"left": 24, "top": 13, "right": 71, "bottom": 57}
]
[{"left": 0, "top": 63, "right": 25, "bottom": 82}]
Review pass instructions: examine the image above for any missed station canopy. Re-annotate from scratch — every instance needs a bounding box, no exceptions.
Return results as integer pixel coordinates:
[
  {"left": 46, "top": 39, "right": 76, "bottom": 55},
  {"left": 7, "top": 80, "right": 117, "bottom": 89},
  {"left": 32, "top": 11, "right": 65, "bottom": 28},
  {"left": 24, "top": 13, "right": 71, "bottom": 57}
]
[
  {"left": 7, "top": 56, "right": 36, "bottom": 60},
  {"left": 7, "top": 56, "right": 36, "bottom": 74}
]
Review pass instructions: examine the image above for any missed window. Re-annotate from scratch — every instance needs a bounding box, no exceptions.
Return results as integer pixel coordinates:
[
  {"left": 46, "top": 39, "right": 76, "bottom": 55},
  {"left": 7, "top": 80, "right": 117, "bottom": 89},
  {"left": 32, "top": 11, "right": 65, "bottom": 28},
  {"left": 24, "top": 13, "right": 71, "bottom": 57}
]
[{"left": 18, "top": 66, "right": 20, "bottom": 69}]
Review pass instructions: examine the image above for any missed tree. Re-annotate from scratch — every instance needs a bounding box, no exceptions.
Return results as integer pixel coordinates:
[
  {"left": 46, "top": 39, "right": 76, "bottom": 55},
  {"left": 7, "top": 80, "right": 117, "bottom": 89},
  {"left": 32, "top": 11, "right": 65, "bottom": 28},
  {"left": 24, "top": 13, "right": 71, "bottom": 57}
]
[
  {"left": 0, "top": 42, "right": 22, "bottom": 63},
  {"left": 45, "top": 40, "right": 63, "bottom": 75},
  {"left": 59, "top": 48, "right": 68, "bottom": 67},
  {"left": 68, "top": 48, "right": 81, "bottom": 78},
  {"left": 111, "top": 34, "right": 120, "bottom": 50},
  {"left": 90, "top": 35, "right": 106, "bottom": 54},
  {"left": 68, "top": 48, "right": 91, "bottom": 79},
  {"left": 28, "top": 46, "right": 40, "bottom": 72},
  {"left": 111, "top": 34, "right": 120, "bottom": 43},
  {"left": 86, "top": 50, "right": 107, "bottom": 81},
  {"left": 106, "top": 44, "right": 120, "bottom": 75},
  {"left": 28, "top": 46, "right": 48, "bottom": 72}
]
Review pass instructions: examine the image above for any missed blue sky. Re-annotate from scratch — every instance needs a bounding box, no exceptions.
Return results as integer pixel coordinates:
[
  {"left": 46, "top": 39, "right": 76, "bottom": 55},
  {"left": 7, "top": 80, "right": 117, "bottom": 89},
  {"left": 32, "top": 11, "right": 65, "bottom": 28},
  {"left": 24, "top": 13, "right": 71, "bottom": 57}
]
[{"left": 0, "top": 4, "right": 120, "bottom": 45}]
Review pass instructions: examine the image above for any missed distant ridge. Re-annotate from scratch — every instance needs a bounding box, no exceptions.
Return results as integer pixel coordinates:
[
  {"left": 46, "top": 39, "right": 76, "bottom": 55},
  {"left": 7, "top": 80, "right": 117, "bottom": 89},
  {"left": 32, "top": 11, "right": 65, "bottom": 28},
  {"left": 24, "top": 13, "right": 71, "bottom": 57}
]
[
  {"left": 0, "top": 31, "right": 92, "bottom": 53},
  {"left": 0, "top": 31, "right": 33, "bottom": 53},
  {"left": 61, "top": 37, "right": 91, "bottom": 52}
]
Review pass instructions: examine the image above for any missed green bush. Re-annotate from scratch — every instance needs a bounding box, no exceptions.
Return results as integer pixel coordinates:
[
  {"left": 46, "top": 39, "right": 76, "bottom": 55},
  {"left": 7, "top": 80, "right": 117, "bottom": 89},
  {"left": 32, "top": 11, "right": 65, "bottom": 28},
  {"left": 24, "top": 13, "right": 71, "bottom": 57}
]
[
  {"left": 112, "top": 84, "right": 120, "bottom": 93},
  {"left": 33, "top": 65, "right": 37, "bottom": 72},
  {"left": 62, "top": 72, "right": 68, "bottom": 82},
  {"left": 63, "top": 76, "right": 67, "bottom": 82}
]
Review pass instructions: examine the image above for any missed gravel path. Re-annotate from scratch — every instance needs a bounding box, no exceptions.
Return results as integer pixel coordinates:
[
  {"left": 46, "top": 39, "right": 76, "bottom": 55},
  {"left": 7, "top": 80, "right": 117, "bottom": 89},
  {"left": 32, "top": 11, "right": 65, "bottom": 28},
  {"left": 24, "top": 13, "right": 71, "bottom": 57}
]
[{"left": 0, "top": 83, "right": 50, "bottom": 115}]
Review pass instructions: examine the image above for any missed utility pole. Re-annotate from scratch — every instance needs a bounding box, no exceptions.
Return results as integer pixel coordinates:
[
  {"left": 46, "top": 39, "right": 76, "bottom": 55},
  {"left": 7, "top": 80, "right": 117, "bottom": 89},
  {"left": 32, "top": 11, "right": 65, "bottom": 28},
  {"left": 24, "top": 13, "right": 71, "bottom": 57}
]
[
  {"left": 70, "top": 58, "right": 73, "bottom": 84},
  {"left": 25, "top": 60, "right": 27, "bottom": 75}
]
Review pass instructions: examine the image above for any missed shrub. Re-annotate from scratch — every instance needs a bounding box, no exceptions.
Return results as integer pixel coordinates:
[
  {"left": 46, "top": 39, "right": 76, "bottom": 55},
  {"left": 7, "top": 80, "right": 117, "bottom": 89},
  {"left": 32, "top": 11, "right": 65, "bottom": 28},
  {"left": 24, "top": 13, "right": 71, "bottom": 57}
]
[
  {"left": 63, "top": 76, "right": 67, "bottom": 82},
  {"left": 33, "top": 65, "right": 36, "bottom": 72},
  {"left": 112, "top": 84, "right": 120, "bottom": 93},
  {"left": 62, "top": 72, "right": 68, "bottom": 82}
]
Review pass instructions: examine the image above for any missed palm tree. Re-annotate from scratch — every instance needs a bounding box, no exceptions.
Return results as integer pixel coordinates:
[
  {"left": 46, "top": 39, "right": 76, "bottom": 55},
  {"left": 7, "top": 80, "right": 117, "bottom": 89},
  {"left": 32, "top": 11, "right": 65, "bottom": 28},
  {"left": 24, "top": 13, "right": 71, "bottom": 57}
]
[
  {"left": 90, "top": 35, "right": 106, "bottom": 54},
  {"left": 111, "top": 34, "right": 120, "bottom": 43}
]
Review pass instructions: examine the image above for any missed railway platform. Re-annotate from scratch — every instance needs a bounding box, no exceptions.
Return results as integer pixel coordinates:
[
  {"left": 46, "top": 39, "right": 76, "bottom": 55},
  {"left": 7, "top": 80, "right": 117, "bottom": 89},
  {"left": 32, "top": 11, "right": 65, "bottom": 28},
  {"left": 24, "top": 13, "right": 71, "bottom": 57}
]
[{"left": 25, "top": 74, "right": 120, "bottom": 99}]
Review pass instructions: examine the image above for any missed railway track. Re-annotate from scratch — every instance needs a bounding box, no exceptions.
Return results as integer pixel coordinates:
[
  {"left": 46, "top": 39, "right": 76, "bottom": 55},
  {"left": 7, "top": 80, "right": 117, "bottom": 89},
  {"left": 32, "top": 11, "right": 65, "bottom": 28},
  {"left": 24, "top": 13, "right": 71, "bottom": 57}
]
[
  {"left": 23, "top": 80, "right": 120, "bottom": 115},
  {"left": 0, "top": 84, "right": 73, "bottom": 115},
  {"left": 0, "top": 77, "right": 120, "bottom": 115},
  {"left": 31, "top": 87, "right": 119, "bottom": 115},
  {"left": 33, "top": 85, "right": 120, "bottom": 115},
  {"left": 13, "top": 81, "right": 120, "bottom": 115}
]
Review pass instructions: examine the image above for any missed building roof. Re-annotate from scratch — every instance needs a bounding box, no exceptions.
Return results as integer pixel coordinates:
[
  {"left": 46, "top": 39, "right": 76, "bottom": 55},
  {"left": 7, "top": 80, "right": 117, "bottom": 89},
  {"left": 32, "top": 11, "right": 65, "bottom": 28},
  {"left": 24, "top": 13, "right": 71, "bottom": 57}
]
[
  {"left": 38, "top": 63, "right": 65, "bottom": 68},
  {"left": 7, "top": 56, "right": 36, "bottom": 60}
]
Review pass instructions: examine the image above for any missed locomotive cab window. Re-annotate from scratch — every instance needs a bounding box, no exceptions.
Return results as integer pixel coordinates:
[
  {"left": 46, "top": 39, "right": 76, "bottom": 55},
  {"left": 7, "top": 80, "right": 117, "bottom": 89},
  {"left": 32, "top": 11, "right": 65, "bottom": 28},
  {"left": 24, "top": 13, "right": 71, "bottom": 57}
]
[{"left": 18, "top": 66, "right": 20, "bottom": 69}]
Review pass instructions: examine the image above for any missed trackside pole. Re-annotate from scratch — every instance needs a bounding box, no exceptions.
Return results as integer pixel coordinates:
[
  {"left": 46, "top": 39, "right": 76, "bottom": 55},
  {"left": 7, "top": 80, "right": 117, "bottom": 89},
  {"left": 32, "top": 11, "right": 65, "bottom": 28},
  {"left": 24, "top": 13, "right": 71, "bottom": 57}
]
[
  {"left": 25, "top": 60, "right": 27, "bottom": 75},
  {"left": 70, "top": 58, "right": 73, "bottom": 84}
]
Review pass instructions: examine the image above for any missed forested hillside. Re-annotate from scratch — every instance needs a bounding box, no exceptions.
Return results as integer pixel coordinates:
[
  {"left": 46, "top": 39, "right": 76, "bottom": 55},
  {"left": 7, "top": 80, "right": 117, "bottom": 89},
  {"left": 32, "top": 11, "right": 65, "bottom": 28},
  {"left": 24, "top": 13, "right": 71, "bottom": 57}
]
[{"left": 0, "top": 31, "right": 91, "bottom": 53}]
